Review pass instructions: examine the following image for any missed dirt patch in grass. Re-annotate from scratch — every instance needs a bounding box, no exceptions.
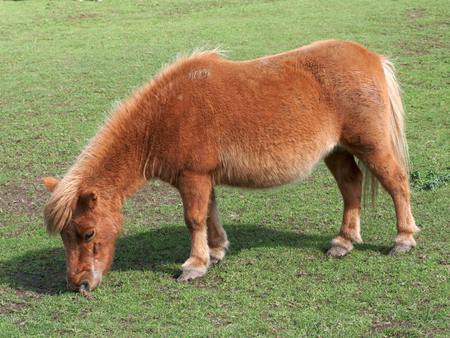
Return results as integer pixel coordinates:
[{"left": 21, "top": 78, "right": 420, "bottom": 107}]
[
  {"left": 371, "top": 318, "right": 412, "bottom": 334},
  {"left": 127, "top": 180, "right": 182, "bottom": 225},
  {"left": 131, "top": 181, "right": 180, "bottom": 210},
  {"left": 399, "top": 7, "right": 449, "bottom": 56},
  {"left": 405, "top": 8, "right": 427, "bottom": 21},
  {"left": 0, "top": 301, "right": 28, "bottom": 315},
  {"left": 0, "top": 178, "right": 180, "bottom": 218},
  {"left": 0, "top": 177, "right": 182, "bottom": 230},
  {"left": 399, "top": 38, "right": 447, "bottom": 56},
  {"left": 0, "top": 289, "right": 43, "bottom": 315},
  {"left": 0, "top": 178, "right": 48, "bottom": 218},
  {"left": 67, "top": 13, "right": 99, "bottom": 21},
  {"left": 111, "top": 180, "right": 183, "bottom": 230}
]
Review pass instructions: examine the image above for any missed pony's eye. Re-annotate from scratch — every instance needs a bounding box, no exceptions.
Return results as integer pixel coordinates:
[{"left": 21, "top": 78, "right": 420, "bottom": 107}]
[{"left": 83, "top": 230, "right": 95, "bottom": 242}]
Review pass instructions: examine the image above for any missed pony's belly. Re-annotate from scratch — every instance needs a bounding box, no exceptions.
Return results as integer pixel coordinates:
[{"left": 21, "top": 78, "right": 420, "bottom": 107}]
[
  {"left": 215, "top": 164, "right": 310, "bottom": 188},
  {"left": 215, "top": 144, "right": 334, "bottom": 188}
]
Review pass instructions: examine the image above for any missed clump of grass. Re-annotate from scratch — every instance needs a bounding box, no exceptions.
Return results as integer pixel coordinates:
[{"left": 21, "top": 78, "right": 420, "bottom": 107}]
[{"left": 410, "top": 169, "right": 450, "bottom": 191}]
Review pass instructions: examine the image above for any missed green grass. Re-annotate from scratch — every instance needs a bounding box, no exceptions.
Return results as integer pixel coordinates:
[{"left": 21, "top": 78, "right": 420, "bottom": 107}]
[{"left": 1, "top": 0, "right": 449, "bottom": 336}]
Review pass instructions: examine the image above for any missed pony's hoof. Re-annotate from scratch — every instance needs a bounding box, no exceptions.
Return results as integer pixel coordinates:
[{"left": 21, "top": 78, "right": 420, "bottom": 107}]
[
  {"left": 327, "top": 245, "right": 349, "bottom": 257},
  {"left": 177, "top": 268, "right": 206, "bottom": 282},
  {"left": 389, "top": 243, "right": 414, "bottom": 255},
  {"left": 210, "top": 256, "right": 221, "bottom": 265},
  {"left": 209, "top": 247, "right": 226, "bottom": 265}
]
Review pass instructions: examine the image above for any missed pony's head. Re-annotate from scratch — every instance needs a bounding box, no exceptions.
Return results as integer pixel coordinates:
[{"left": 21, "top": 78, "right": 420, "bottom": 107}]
[{"left": 42, "top": 176, "right": 123, "bottom": 292}]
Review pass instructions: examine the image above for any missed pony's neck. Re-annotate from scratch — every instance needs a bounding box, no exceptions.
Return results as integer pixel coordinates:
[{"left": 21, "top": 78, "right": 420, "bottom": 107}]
[{"left": 74, "top": 96, "right": 157, "bottom": 202}]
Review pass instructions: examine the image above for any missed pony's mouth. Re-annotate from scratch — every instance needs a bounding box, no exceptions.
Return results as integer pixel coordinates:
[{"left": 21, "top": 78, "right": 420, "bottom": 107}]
[
  {"left": 79, "top": 280, "right": 91, "bottom": 292},
  {"left": 66, "top": 269, "right": 103, "bottom": 294},
  {"left": 78, "top": 281, "right": 96, "bottom": 300},
  {"left": 67, "top": 280, "right": 93, "bottom": 293}
]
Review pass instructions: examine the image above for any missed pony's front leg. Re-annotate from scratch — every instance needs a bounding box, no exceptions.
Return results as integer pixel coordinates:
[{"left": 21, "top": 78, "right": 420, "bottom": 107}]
[
  {"left": 207, "top": 189, "right": 229, "bottom": 265},
  {"left": 177, "top": 171, "right": 212, "bottom": 281}
]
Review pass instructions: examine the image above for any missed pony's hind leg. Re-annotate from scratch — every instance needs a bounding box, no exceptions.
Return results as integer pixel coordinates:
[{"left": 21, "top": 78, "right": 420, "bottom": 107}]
[
  {"left": 207, "top": 189, "right": 229, "bottom": 264},
  {"left": 359, "top": 150, "right": 419, "bottom": 255},
  {"left": 325, "top": 149, "right": 363, "bottom": 257},
  {"left": 177, "top": 171, "right": 212, "bottom": 281}
]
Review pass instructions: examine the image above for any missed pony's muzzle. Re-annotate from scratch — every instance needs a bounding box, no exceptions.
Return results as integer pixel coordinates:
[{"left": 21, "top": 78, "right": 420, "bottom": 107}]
[
  {"left": 67, "top": 271, "right": 101, "bottom": 292},
  {"left": 79, "top": 280, "right": 91, "bottom": 292}
]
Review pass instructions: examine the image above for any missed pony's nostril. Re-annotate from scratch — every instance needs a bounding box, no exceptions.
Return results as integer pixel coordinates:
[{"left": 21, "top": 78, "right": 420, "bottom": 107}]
[{"left": 79, "top": 280, "right": 90, "bottom": 292}]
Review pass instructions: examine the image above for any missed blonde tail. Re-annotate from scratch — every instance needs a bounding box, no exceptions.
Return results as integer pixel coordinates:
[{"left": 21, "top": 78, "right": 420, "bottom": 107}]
[
  {"left": 361, "top": 57, "right": 410, "bottom": 206},
  {"left": 382, "top": 58, "right": 410, "bottom": 173}
]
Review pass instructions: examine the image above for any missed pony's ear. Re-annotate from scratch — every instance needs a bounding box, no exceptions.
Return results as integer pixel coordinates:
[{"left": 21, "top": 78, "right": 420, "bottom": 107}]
[
  {"left": 78, "top": 191, "right": 98, "bottom": 210},
  {"left": 42, "top": 176, "right": 60, "bottom": 192}
]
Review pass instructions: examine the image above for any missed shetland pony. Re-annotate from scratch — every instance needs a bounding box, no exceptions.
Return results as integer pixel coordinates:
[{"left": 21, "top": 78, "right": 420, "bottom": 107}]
[{"left": 42, "top": 40, "right": 419, "bottom": 292}]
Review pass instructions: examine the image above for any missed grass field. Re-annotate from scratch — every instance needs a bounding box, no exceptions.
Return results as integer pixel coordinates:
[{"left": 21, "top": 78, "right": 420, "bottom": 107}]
[{"left": 1, "top": 0, "right": 449, "bottom": 336}]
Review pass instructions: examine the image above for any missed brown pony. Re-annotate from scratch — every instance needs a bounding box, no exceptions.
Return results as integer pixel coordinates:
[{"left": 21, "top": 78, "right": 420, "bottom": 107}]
[{"left": 43, "top": 40, "right": 419, "bottom": 292}]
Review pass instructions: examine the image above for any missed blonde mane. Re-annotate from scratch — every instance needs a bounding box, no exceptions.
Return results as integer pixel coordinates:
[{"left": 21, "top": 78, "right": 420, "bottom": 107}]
[{"left": 44, "top": 128, "right": 108, "bottom": 234}]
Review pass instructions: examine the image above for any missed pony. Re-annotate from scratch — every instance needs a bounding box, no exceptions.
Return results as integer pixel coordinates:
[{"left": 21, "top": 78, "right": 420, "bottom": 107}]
[{"left": 42, "top": 40, "right": 419, "bottom": 292}]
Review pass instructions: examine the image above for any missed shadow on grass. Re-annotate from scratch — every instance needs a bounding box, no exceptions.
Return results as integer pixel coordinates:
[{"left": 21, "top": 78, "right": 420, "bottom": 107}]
[{"left": 0, "top": 224, "right": 388, "bottom": 295}]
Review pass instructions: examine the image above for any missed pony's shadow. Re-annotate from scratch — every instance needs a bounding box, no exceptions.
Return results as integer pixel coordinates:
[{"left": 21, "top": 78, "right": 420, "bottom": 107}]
[{"left": 0, "top": 224, "right": 388, "bottom": 295}]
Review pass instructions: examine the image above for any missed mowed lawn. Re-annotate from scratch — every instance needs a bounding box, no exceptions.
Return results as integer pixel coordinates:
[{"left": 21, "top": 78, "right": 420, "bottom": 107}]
[{"left": 1, "top": 0, "right": 449, "bottom": 336}]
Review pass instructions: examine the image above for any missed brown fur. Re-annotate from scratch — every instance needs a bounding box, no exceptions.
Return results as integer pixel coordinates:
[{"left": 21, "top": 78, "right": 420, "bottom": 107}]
[{"left": 43, "top": 40, "right": 418, "bottom": 290}]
